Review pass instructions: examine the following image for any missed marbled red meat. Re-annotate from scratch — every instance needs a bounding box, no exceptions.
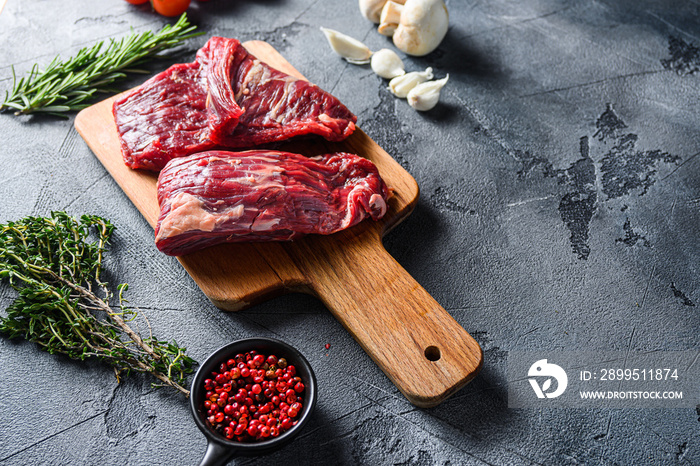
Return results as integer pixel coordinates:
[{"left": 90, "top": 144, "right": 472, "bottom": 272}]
[
  {"left": 213, "top": 44, "right": 356, "bottom": 148},
  {"left": 112, "top": 61, "right": 217, "bottom": 171},
  {"left": 113, "top": 37, "right": 356, "bottom": 171},
  {"left": 155, "top": 150, "right": 389, "bottom": 256},
  {"left": 197, "top": 37, "right": 245, "bottom": 145},
  {"left": 112, "top": 38, "right": 243, "bottom": 171}
]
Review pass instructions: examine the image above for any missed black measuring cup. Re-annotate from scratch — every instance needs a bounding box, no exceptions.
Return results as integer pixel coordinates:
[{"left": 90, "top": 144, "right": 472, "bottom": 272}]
[{"left": 190, "top": 338, "right": 318, "bottom": 466}]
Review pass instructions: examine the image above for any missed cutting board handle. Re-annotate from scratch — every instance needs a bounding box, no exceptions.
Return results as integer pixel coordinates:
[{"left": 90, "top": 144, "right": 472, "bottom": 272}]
[{"left": 289, "top": 229, "right": 483, "bottom": 407}]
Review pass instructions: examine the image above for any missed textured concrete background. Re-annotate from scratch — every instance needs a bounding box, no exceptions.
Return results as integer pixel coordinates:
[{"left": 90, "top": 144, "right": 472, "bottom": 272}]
[{"left": 1, "top": 0, "right": 698, "bottom": 464}]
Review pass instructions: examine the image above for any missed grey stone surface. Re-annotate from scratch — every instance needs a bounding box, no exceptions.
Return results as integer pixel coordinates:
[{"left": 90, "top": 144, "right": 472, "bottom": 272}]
[{"left": 0, "top": 0, "right": 698, "bottom": 464}]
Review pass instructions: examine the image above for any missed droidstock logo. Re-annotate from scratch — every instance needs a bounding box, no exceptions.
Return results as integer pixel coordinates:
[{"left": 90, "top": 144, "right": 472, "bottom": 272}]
[{"left": 528, "top": 359, "right": 568, "bottom": 399}]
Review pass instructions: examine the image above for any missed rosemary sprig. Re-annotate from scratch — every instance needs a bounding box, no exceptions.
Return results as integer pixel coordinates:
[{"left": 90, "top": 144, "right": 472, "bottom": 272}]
[
  {"left": 0, "top": 212, "right": 196, "bottom": 396},
  {"left": 0, "top": 13, "right": 203, "bottom": 117}
]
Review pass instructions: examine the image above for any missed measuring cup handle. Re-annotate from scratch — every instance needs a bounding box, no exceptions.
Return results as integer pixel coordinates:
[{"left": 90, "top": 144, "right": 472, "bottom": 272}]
[{"left": 198, "top": 440, "right": 235, "bottom": 466}]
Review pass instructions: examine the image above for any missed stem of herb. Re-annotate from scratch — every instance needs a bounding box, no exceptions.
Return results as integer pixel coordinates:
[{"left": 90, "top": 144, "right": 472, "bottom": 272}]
[
  {"left": 0, "top": 212, "right": 196, "bottom": 396},
  {"left": 0, "top": 13, "right": 203, "bottom": 116}
]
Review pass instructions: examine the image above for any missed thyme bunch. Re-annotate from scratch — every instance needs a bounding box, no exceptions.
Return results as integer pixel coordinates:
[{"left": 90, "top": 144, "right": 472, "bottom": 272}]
[
  {"left": 0, "top": 212, "right": 196, "bottom": 396},
  {"left": 0, "top": 13, "right": 202, "bottom": 116}
]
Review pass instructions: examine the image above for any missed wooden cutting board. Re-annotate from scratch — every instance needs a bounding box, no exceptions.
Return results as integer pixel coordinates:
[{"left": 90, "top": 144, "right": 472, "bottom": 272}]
[{"left": 75, "top": 40, "right": 482, "bottom": 407}]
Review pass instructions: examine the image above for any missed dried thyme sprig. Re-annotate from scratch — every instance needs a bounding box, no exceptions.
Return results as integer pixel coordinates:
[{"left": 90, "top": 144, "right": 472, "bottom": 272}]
[
  {"left": 0, "top": 13, "right": 202, "bottom": 116},
  {"left": 0, "top": 212, "right": 196, "bottom": 396}
]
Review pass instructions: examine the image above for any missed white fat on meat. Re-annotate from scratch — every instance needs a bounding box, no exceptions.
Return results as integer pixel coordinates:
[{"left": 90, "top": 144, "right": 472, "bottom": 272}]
[
  {"left": 339, "top": 181, "right": 387, "bottom": 229},
  {"left": 369, "top": 193, "right": 387, "bottom": 217},
  {"left": 203, "top": 155, "right": 285, "bottom": 187},
  {"left": 156, "top": 192, "right": 245, "bottom": 242}
]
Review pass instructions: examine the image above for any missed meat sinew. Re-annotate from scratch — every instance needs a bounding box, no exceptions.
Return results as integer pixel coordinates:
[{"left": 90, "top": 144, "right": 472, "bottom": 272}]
[
  {"left": 155, "top": 150, "right": 389, "bottom": 256},
  {"left": 113, "top": 37, "right": 357, "bottom": 171}
]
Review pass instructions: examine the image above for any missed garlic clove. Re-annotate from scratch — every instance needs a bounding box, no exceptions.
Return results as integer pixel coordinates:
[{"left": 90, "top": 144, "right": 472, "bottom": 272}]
[
  {"left": 320, "top": 27, "right": 373, "bottom": 64},
  {"left": 359, "top": 0, "right": 390, "bottom": 24},
  {"left": 388, "top": 67, "right": 433, "bottom": 98},
  {"left": 406, "top": 74, "right": 448, "bottom": 111},
  {"left": 378, "top": 1, "right": 404, "bottom": 36},
  {"left": 370, "top": 48, "right": 405, "bottom": 79}
]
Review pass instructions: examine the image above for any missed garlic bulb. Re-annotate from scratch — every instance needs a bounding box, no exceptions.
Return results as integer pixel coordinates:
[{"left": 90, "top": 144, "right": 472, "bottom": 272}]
[
  {"left": 370, "top": 48, "right": 405, "bottom": 79},
  {"left": 320, "top": 27, "right": 372, "bottom": 65},
  {"left": 379, "top": 0, "right": 449, "bottom": 56},
  {"left": 389, "top": 67, "right": 433, "bottom": 98},
  {"left": 407, "top": 74, "right": 448, "bottom": 111}
]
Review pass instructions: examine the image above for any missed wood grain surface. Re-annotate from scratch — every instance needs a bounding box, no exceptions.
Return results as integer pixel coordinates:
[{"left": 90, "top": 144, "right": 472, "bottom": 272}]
[{"left": 74, "top": 40, "right": 482, "bottom": 407}]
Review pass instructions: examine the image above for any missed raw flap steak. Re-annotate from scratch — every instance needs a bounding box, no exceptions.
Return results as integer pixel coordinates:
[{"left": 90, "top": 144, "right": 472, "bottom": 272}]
[
  {"left": 155, "top": 150, "right": 389, "bottom": 256},
  {"left": 113, "top": 37, "right": 357, "bottom": 171},
  {"left": 214, "top": 42, "right": 356, "bottom": 148},
  {"left": 111, "top": 61, "right": 217, "bottom": 171}
]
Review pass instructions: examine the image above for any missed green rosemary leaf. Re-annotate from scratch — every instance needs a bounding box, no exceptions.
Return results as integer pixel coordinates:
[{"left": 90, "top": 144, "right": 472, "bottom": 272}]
[{"left": 0, "top": 13, "right": 203, "bottom": 116}]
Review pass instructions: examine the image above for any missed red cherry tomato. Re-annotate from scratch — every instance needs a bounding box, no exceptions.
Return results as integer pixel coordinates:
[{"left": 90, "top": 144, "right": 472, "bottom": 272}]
[
  {"left": 124, "top": 0, "right": 149, "bottom": 4},
  {"left": 151, "top": 0, "right": 191, "bottom": 17}
]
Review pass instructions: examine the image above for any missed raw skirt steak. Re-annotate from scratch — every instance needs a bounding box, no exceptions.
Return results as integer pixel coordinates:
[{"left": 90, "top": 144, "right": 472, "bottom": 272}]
[
  {"left": 214, "top": 43, "right": 355, "bottom": 148},
  {"left": 113, "top": 37, "right": 357, "bottom": 171},
  {"left": 155, "top": 150, "right": 389, "bottom": 256},
  {"left": 112, "top": 61, "right": 217, "bottom": 171}
]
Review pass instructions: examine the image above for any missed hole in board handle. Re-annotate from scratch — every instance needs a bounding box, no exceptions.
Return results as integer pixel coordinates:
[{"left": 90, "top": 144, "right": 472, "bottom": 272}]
[{"left": 424, "top": 346, "right": 441, "bottom": 361}]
